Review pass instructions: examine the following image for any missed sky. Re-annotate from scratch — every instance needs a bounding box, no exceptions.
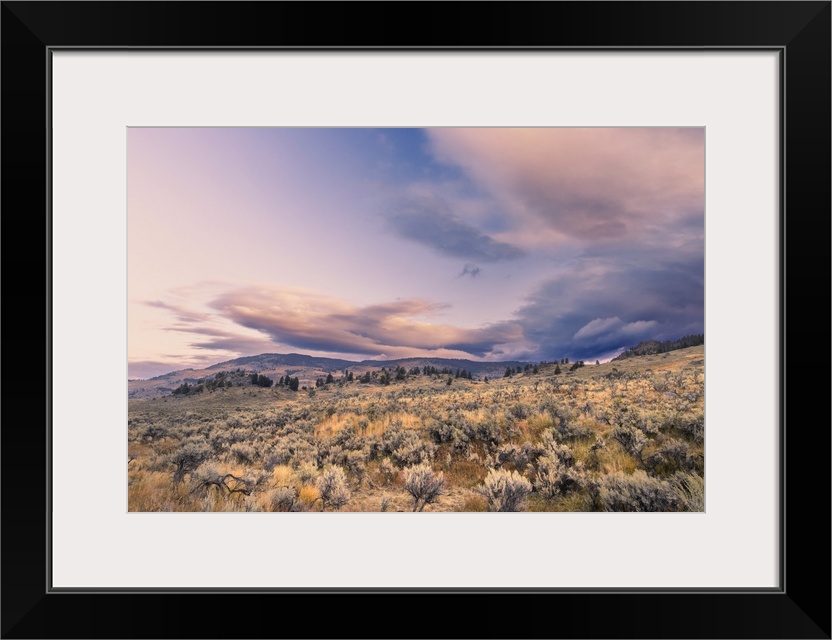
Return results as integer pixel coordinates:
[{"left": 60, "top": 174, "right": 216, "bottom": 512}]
[{"left": 128, "top": 127, "right": 704, "bottom": 379}]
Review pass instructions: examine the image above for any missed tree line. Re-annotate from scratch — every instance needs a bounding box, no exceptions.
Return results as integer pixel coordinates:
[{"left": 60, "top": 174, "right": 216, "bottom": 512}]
[{"left": 611, "top": 334, "right": 704, "bottom": 361}]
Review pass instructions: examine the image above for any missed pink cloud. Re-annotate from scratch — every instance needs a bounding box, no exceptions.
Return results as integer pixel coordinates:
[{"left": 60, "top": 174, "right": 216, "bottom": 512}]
[
  {"left": 428, "top": 128, "right": 704, "bottom": 241},
  {"left": 209, "top": 286, "right": 524, "bottom": 358}
]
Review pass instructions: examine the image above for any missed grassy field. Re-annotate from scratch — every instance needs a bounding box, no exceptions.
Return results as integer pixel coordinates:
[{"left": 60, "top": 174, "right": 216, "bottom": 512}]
[{"left": 128, "top": 346, "right": 704, "bottom": 512}]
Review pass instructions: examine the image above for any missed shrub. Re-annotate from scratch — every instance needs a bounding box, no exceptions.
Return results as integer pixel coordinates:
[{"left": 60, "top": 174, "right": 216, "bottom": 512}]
[
  {"left": 611, "top": 424, "right": 648, "bottom": 458},
  {"left": 403, "top": 463, "right": 445, "bottom": 512},
  {"left": 264, "top": 433, "right": 318, "bottom": 469},
  {"left": 167, "top": 439, "right": 211, "bottom": 485},
  {"left": 316, "top": 466, "right": 351, "bottom": 510},
  {"left": 541, "top": 400, "right": 572, "bottom": 428},
  {"left": 323, "top": 443, "right": 348, "bottom": 467},
  {"left": 678, "top": 415, "right": 705, "bottom": 444},
  {"left": 344, "top": 449, "right": 368, "bottom": 483},
  {"left": 495, "top": 442, "right": 539, "bottom": 472},
  {"left": 383, "top": 425, "right": 436, "bottom": 467},
  {"left": 379, "top": 496, "right": 393, "bottom": 512},
  {"left": 541, "top": 402, "right": 589, "bottom": 440},
  {"left": 378, "top": 458, "right": 398, "bottom": 485},
  {"left": 588, "top": 471, "right": 680, "bottom": 512},
  {"left": 540, "top": 432, "right": 575, "bottom": 466},
  {"left": 644, "top": 438, "right": 695, "bottom": 475},
  {"left": 296, "top": 461, "right": 318, "bottom": 485},
  {"left": 141, "top": 424, "right": 167, "bottom": 442},
  {"left": 427, "top": 419, "right": 454, "bottom": 444},
  {"left": 190, "top": 463, "right": 268, "bottom": 498},
  {"left": 555, "top": 421, "right": 592, "bottom": 440},
  {"left": 509, "top": 402, "right": 532, "bottom": 420},
  {"left": 476, "top": 416, "right": 503, "bottom": 447},
  {"left": 427, "top": 419, "right": 473, "bottom": 455},
  {"left": 477, "top": 469, "right": 533, "bottom": 512},
  {"left": 230, "top": 442, "right": 257, "bottom": 464},
  {"left": 393, "top": 432, "right": 435, "bottom": 467},
  {"left": 534, "top": 456, "right": 584, "bottom": 499},
  {"left": 268, "top": 486, "right": 298, "bottom": 512},
  {"left": 226, "top": 428, "right": 252, "bottom": 445}
]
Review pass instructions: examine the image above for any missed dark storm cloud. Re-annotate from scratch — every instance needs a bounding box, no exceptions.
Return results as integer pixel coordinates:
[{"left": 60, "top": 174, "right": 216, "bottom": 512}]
[
  {"left": 514, "top": 254, "right": 704, "bottom": 361},
  {"left": 385, "top": 197, "right": 524, "bottom": 262}
]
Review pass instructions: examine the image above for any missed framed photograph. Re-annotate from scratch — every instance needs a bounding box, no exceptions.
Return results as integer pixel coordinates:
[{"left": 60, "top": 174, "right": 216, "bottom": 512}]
[
  {"left": 124, "top": 123, "right": 707, "bottom": 518},
  {"left": 3, "top": 2, "right": 829, "bottom": 638}
]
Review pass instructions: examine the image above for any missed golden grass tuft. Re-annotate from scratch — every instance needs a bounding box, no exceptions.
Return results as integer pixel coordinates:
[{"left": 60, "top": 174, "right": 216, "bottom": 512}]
[
  {"left": 367, "top": 412, "right": 423, "bottom": 437},
  {"left": 314, "top": 413, "right": 359, "bottom": 438},
  {"left": 128, "top": 471, "right": 198, "bottom": 511},
  {"left": 272, "top": 465, "right": 297, "bottom": 488},
  {"left": 298, "top": 485, "right": 321, "bottom": 507}
]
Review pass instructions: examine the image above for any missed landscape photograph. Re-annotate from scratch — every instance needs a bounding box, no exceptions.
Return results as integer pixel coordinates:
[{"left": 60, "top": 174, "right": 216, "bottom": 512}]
[{"left": 128, "top": 127, "right": 704, "bottom": 513}]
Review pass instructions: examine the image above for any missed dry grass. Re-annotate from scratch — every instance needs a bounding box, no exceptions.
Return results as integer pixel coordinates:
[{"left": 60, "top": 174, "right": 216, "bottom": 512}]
[{"left": 272, "top": 465, "right": 298, "bottom": 488}]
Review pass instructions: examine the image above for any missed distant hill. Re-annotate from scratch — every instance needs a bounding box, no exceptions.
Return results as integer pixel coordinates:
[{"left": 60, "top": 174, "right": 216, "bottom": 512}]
[
  {"left": 207, "top": 353, "right": 357, "bottom": 373},
  {"left": 129, "top": 352, "right": 531, "bottom": 399},
  {"left": 611, "top": 334, "right": 704, "bottom": 362},
  {"left": 207, "top": 352, "right": 529, "bottom": 378}
]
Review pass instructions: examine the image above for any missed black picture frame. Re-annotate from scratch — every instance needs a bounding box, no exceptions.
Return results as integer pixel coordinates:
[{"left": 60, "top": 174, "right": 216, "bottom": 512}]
[{"left": 2, "top": 2, "right": 829, "bottom": 638}]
